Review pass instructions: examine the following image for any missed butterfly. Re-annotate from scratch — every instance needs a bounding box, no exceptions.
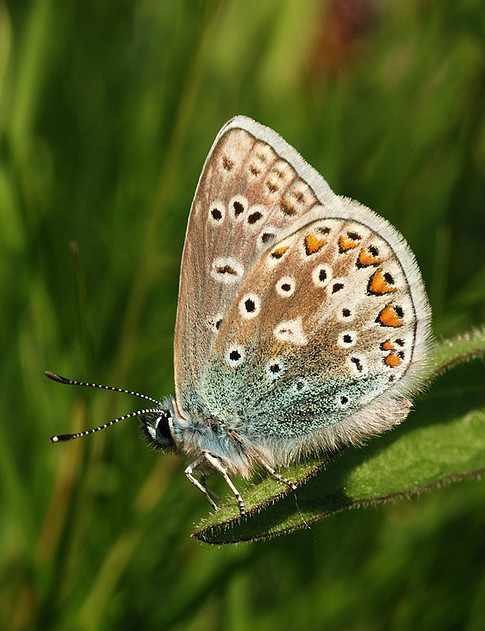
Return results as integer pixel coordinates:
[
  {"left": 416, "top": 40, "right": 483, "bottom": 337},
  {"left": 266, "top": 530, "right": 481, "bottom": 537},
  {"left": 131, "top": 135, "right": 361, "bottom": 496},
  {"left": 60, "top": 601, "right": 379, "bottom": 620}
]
[{"left": 47, "top": 116, "right": 432, "bottom": 515}]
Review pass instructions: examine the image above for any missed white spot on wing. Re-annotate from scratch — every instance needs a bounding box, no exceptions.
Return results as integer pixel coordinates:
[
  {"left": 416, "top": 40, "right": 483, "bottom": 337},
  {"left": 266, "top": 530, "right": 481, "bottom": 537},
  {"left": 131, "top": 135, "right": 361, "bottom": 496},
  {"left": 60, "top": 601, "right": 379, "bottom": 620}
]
[
  {"left": 347, "top": 354, "right": 367, "bottom": 375},
  {"left": 268, "top": 160, "right": 294, "bottom": 187},
  {"left": 224, "top": 344, "right": 245, "bottom": 367},
  {"left": 257, "top": 225, "right": 278, "bottom": 249},
  {"left": 220, "top": 130, "right": 253, "bottom": 175},
  {"left": 211, "top": 257, "right": 244, "bottom": 284},
  {"left": 274, "top": 318, "right": 308, "bottom": 346},
  {"left": 336, "top": 393, "right": 351, "bottom": 408},
  {"left": 208, "top": 200, "right": 225, "bottom": 225},
  {"left": 229, "top": 195, "right": 248, "bottom": 221},
  {"left": 337, "top": 307, "right": 355, "bottom": 322},
  {"left": 239, "top": 293, "right": 261, "bottom": 319},
  {"left": 276, "top": 276, "right": 296, "bottom": 297},
  {"left": 345, "top": 223, "right": 370, "bottom": 240},
  {"left": 207, "top": 314, "right": 223, "bottom": 333},
  {"left": 338, "top": 331, "right": 357, "bottom": 348},
  {"left": 312, "top": 264, "right": 332, "bottom": 287},
  {"left": 246, "top": 204, "right": 266, "bottom": 229},
  {"left": 266, "top": 358, "right": 285, "bottom": 380}
]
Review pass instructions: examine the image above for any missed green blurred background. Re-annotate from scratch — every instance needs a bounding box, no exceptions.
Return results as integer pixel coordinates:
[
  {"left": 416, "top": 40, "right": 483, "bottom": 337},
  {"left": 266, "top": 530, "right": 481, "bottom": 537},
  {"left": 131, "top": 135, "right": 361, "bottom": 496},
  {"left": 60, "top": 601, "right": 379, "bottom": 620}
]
[{"left": 0, "top": 0, "right": 484, "bottom": 629}]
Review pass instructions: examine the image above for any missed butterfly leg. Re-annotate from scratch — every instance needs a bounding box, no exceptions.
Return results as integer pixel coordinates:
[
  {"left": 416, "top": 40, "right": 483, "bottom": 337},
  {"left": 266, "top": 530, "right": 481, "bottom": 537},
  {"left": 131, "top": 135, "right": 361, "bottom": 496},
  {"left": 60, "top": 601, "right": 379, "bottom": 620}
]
[
  {"left": 185, "top": 458, "right": 219, "bottom": 511},
  {"left": 199, "top": 476, "right": 221, "bottom": 505},
  {"left": 203, "top": 452, "right": 246, "bottom": 516},
  {"left": 258, "top": 460, "right": 297, "bottom": 491}
]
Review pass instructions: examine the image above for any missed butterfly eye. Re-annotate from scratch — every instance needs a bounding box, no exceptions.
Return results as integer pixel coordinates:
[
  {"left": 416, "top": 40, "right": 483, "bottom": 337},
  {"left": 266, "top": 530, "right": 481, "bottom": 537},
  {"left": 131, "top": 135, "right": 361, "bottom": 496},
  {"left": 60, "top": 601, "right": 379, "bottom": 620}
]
[
  {"left": 275, "top": 276, "right": 295, "bottom": 297},
  {"left": 155, "top": 414, "right": 173, "bottom": 441}
]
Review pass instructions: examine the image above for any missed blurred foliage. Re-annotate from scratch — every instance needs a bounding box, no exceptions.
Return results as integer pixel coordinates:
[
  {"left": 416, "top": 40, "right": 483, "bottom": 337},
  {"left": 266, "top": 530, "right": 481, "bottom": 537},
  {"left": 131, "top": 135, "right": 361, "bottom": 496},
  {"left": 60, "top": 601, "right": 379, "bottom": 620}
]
[{"left": 0, "top": 0, "right": 483, "bottom": 630}]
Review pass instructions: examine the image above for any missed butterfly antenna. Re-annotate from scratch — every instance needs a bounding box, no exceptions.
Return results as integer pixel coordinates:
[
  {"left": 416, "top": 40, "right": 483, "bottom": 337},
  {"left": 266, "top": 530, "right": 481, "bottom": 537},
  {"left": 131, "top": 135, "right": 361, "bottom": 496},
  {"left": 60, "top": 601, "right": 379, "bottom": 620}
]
[
  {"left": 44, "top": 370, "right": 162, "bottom": 406},
  {"left": 50, "top": 407, "right": 161, "bottom": 443}
]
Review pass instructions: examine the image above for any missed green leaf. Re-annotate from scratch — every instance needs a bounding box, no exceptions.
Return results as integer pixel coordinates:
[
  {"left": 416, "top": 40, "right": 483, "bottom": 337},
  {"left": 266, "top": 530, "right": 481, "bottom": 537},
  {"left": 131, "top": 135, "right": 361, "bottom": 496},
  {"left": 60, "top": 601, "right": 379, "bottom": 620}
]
[{"left": 193, "top": 329, "right": 485, "bottom": 544}]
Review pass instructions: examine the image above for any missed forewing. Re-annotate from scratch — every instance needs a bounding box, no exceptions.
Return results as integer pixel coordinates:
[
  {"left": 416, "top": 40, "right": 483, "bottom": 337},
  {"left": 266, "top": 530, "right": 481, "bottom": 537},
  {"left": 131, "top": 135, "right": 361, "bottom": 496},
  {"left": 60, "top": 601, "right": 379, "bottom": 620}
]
[
  {"left": 174, "top": 117, "right": 339, "bottom": 417},
  {"left": 174, "top": 116, "right": 431, "bottom": 460}
]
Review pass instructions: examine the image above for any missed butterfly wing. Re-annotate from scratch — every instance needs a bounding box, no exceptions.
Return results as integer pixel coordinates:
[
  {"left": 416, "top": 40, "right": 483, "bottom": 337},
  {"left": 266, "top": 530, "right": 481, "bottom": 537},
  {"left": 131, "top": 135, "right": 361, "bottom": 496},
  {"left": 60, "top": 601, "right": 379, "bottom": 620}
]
[
  {"left": 203, "top": 199, "right": 431, "bottom": 462},
  {"left": 174, "top": 117, "right": 339, "bottom": 418},
  {"left": 174, "top": 117, "right": 431, "bottom": 464}
]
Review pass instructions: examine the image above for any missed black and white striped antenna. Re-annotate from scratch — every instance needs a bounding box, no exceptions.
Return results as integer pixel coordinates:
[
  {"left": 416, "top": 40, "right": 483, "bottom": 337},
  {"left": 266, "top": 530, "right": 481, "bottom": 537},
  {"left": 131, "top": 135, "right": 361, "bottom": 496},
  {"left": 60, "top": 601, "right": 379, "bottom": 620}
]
[{"left": 45, "top": 371, "right": 162, "bottom": 443}]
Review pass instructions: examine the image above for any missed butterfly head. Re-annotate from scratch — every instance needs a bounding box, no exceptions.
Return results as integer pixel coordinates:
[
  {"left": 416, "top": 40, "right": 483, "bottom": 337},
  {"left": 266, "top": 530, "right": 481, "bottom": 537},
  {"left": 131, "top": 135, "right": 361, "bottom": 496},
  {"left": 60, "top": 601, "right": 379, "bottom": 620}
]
[
  {"left": 45, "top": 371, "right": 180, "bottom": 450},
  {"left": 140, "top": 404, "right": 178, "bottom": 453}
]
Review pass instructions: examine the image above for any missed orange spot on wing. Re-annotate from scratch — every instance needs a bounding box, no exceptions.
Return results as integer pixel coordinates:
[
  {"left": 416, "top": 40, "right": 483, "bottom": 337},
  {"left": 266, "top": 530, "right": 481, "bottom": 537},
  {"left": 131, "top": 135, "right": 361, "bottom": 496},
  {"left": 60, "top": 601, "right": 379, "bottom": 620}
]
[
  {"left": 377, "top": 305, "right": 403, "bottom": 327},
  {"left": 368, "top": 270, "right": 395, "bottom": 295},
  {"left": 358, "top": 248, "right": 382, "bottom": 267},
  {"left": 271, "top": 245, "right": 289, "bottom": 259},
  {"left": 385, "top": 352, "right": 402, "bottom": 367},
  {"left": 338, "top": 235, "right": 359, "bottom": 252},
  {"left": 304, "top": 234, "right": 326, "bottom": 255},
  {"left": 381, "top": 340, "right": 395, "bottom": 351}
]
